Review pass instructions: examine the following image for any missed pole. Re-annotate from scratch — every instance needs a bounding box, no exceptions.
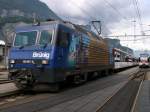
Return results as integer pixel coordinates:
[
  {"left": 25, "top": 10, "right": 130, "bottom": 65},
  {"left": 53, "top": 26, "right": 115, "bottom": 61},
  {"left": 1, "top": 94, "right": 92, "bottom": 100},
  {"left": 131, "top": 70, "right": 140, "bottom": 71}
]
[
  {"left": 1, "top": 30, "right": 7, "bottom": 69},
  {"left": 133, "top": 20, "right": 136, "bottom": 41},
  {"left": 4, "top": 38, "right": 7, "bottom": 69}
]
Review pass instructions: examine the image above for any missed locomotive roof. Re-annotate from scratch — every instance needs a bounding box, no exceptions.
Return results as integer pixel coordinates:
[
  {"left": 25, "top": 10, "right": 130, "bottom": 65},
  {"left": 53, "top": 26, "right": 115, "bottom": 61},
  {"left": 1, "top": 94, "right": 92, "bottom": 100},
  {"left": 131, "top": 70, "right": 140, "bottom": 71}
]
[
  {"left": 15, "top": 20, "right": 104, "bottom": 41},
  {"left": 15, "top": 21, "right": 59, "bottom": 32}
]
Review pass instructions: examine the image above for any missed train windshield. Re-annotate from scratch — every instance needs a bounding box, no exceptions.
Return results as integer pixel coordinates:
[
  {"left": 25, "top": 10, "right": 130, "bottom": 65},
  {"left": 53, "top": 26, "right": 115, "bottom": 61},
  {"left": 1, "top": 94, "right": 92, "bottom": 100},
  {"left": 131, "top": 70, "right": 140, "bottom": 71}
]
[
  {"left": 14, "top": 31, "right": 37, "bottom": 46},
  {"left": 39, "top": 30, "right": 53, "bottom": 45}
]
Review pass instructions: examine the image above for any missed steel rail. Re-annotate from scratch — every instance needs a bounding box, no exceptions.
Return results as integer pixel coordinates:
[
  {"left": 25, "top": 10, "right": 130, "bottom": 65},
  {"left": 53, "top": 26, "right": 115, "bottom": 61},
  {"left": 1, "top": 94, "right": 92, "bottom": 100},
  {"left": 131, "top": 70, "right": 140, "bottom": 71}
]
[{"left": 0, "top": 80, "right": 14, "bottom": 84}]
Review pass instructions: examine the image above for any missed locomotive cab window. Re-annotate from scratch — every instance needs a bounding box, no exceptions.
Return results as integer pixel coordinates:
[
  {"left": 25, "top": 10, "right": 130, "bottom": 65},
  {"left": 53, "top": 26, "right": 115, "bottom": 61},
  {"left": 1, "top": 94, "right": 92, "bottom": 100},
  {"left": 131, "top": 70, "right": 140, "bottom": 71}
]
[
  {"left": 39, "top": 30, "right": 53, "bottom": 45},
  {"left": 14, "top": 31, "right": 37, "bottom": 46},
  {"left": 57, "top": 30, "right": 69, "bottom": 47}
]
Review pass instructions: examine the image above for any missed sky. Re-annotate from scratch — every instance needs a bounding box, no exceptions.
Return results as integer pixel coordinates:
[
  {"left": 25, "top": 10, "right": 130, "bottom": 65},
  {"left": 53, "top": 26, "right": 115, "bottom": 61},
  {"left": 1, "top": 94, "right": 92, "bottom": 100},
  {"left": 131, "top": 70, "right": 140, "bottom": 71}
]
[{"left": 40, "top": 0, "right": 150, "bottom": 50}]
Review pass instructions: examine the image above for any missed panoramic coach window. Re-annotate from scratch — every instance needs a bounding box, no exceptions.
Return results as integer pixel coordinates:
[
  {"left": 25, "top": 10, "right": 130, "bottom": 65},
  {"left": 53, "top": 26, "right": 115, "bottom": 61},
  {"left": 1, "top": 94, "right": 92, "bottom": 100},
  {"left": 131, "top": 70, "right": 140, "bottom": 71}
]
[
  {"left": 39, "top": 30, "right": 53, "bottom": 45},
  {"left": 57, "top": 30, "right": 69, "bottom": 47},
  {"left": 14, "top": 31, "right": 37, "bottom": 46}
]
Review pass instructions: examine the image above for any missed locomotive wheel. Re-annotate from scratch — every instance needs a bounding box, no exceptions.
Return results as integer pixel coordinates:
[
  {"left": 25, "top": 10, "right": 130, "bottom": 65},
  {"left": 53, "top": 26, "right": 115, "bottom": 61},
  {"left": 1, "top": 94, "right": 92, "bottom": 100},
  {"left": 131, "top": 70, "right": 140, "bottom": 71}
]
[
  {"left": 73, "top": 73, "right": 88, "bottom": 84},
  {"left": 14, "top": 79, "right": 33, "bottom": 91},
  {"left": 13, "top": 70, "right": 35, "bottom": 90},
  {"left": 14, "top": 80, "right": 26, "bottom": 90},
  {"left": 82, "top": 73, "right": 88, "bottom": 82},
  {"left": 93, "top": 72, "right": 99, "bottom": 77},
  {"left": 49, "top": 83, "right": 60, "bottom": 92},
  {"left": 101, "top": 70, "right": 107, "bottom": 77},
  {"left": 73, "top": 75, "right": 81, "bottom": 84}
]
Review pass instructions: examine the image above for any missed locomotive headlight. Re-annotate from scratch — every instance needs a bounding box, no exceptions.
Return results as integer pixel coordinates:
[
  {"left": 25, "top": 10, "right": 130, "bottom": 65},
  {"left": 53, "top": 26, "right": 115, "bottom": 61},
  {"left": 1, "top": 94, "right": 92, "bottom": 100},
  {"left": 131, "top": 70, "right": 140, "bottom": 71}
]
[
  {"left": 26, "top": 60, "right": 31, "bottom": 63},
  {"left": 22, "top": 60, "right": 31, "bottom": 64},
  {"left": 42, "top": 60, "right": 49, "bottom": 64},
  {"left": 32, "top": 60, "right": 35, "bottom": 64},
  {"left": 10, "top": 60, "right": 15, "bottom": 64}
]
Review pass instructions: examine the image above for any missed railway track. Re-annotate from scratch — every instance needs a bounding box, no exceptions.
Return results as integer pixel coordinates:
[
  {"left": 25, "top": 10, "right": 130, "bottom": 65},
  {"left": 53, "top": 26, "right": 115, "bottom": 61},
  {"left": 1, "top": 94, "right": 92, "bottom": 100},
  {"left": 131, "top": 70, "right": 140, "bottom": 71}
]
[
  {"left": 0, "top": 67, "right": 141, "bottom": 112},
  {"left": 0, "top": 79, "right": 20, "bottom": 98},
  {"left": 0, "top": 80, "right": 14, "bottom": 84},
  {"left": 95, "top": 69, "right": 146, "bottom": 112}
]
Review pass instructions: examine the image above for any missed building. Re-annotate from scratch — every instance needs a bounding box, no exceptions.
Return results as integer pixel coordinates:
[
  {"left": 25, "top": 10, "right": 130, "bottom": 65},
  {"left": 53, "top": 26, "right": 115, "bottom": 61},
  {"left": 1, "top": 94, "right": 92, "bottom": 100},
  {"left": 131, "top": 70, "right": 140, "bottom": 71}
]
[
  {"left": 0, "top": 40, "right": 10, "bottom": 69},
  {"left": 105, "top": 38, "right": 134, "bottom": 56}
]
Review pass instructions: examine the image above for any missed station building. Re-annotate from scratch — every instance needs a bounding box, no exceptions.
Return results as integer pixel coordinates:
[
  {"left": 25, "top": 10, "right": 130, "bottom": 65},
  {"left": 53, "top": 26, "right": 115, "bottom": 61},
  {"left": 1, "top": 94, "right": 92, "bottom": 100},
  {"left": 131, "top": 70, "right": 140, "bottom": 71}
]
[{"left": 0, "top": 40, "right": 10, "bottom": 69}]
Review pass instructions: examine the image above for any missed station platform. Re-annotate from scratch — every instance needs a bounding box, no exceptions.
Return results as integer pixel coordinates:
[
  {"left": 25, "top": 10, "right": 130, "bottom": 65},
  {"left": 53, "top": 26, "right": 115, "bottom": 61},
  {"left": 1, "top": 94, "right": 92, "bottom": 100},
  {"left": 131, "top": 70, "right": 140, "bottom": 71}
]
[
  {"left": 0, "top": 83, "right": 18, "bottom": 97},
  {"left": 0, "top": 71, "right": 8, "bottom": 75},
  {"left": 0, "top": 71, "right": 8, "bottom": 80},
  {"left": 135, "top": 72, "right": 150, "bottom": 112},
  {"left": 0, "top": 71, "right": 18, "bottom": 97}
]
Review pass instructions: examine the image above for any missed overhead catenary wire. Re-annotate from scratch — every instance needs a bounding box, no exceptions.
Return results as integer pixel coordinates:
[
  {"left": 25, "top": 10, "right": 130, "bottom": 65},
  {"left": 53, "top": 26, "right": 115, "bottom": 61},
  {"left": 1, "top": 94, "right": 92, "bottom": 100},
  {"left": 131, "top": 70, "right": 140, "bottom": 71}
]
[
  {"left": 101, "top": 0, "right": 137, "bottom": 41},
  {"left": 83, "top": 0, "right": 137, "bottom": 39},
  {"left": 69, "top": 0, "right": 96, "bottom": 21},
  {"left": 115, "top": 36, "right": 150, "bottom": 41},
  {"left": 105, "top": 34, "right": 150, "bottom": 41},
  {"left": 69, "top": 0, "right": 109, "bottom": 36},
  {"left": 102, "top": 0, "right": 131, "bottom": 23},
  {"left": 69, "top": 0, "right": 131, "bottom": 36},
  {"left": 132, "top": 0, "right": 144, "bottom": 34},
  {"left": 103, "top": 0, "right": 142, "bottom": 32},
  {"left": 49, "top": 0, "right": 91, "bottom": 24},
  {"left": 101, "top": 0, "right": 145, "bottom": 42},
  {"left": 56, "top": 0, "right": 145, "bottom": 42},
  {"left": 82, "top": 0, "right": 109, "bottom": 35}
]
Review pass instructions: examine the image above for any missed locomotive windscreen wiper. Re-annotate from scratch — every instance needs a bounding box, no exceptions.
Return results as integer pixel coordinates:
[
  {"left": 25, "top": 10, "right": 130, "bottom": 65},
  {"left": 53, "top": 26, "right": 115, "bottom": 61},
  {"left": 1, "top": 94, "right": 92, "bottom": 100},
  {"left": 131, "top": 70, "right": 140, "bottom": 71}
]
[
  {"left": 19, "top": 44, "right": 30, "bottom": 49},
  {"left": 42, "top": 43, "right": 48, "bottom": 49}
]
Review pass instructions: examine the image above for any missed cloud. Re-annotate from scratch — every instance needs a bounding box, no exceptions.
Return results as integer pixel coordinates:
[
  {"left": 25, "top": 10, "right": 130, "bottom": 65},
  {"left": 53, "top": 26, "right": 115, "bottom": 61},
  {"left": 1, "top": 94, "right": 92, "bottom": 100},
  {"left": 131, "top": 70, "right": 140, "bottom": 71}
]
[
  {"left": 40, "top": 0, "right": 150, "bottom": 50},
  {"left": 40, "top": 0, "right": 132, "bottom": 34}
]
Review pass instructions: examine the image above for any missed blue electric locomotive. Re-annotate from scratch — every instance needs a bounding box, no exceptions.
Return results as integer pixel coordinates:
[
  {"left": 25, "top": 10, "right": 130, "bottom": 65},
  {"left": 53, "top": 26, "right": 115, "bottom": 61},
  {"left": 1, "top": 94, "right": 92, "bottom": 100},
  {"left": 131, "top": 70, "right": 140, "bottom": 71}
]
[{"left": 9, "top": 21, "right": 114, "bottom": 91}]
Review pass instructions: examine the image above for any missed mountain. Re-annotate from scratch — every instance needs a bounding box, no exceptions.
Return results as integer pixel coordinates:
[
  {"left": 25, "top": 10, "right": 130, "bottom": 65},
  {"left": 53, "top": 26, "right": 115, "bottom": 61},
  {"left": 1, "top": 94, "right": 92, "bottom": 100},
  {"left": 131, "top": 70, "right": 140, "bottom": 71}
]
[
  {"left": 0, "top": 0, "right": 60, "bottom": 20},
  {"left": 0, "top": 0, "right": 61, "bottom": 41}
]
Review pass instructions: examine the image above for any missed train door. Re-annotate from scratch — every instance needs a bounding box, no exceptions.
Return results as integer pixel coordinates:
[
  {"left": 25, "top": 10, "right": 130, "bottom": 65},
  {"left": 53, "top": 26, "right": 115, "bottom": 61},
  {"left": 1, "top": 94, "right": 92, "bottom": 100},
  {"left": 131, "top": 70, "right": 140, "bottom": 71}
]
[
  {"left": 68, "top": 33, "right": 82, "bottom": 68},
  {"left": 68, "top": 33, "right": 77, "bottom": 67},
  {"left": 75, "top": 34, "right": 82, "bottom": 67},
  {"left": 56, "top": 28, "right": 70, "bottom": 68}
]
